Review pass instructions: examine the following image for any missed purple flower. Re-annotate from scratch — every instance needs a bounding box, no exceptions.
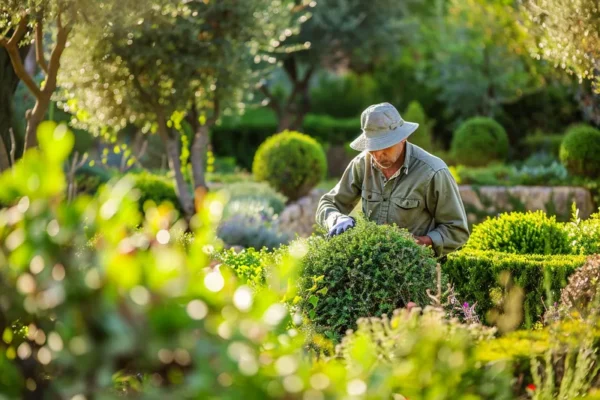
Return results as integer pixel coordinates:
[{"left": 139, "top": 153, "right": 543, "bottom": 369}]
[{"left": 463, "top": 302, "right": 469, "bottom": 309}]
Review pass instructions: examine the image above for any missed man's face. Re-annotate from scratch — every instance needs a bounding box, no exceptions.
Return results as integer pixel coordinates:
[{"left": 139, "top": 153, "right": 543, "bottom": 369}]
[{"left": 369, "top": 140, "right": 406, "bottom": 169}]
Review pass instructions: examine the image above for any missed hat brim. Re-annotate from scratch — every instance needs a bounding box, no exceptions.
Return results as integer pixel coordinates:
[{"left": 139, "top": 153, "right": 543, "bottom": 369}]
[{"left": 349, "top": 122, "right": 419, "bottom": 152}]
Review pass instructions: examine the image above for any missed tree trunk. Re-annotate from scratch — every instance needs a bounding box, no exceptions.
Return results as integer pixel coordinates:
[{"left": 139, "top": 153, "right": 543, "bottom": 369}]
[
  {"left": 0, "top": 45, "right": 29, "bottom": 171},
  {"left": 275, "top": 57, "right": 314, "bottom": 132},
  {"left": 24, "top": 94, "right": 50, "bottom": 150},
  {"left": 277, "top": 111, "right": 294, "bottom": 132},
  {"left": 156, "top": 112, "right": 195, "bottom": 216},
  {"left": 190, "top": 124, "right": 209, "bottom": 190}
]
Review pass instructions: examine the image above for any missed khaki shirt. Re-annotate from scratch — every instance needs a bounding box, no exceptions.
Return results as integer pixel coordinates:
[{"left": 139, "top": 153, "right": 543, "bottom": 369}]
[{"left": 316, "top": 143, "right": 469, "bottom": 256}]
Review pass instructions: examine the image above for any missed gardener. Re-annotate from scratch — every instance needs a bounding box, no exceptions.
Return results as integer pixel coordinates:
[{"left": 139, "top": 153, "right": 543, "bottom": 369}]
[{"left": 315, "top": 102, "right": 469, "bottom": 257}]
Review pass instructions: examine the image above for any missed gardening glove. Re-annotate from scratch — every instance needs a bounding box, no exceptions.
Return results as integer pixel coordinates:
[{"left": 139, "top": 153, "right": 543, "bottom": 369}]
[{"left": 327, "top": 215, "right": 355, "bottom": 238}]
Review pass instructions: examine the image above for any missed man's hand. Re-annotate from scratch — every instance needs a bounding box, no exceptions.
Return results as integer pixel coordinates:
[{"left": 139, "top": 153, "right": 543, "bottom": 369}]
[
  {"left": 327, "top": 215, "right": 356, "bottom": 238},
  {"left": 414, "top": 235, "right": 433, "bottom": 247}
]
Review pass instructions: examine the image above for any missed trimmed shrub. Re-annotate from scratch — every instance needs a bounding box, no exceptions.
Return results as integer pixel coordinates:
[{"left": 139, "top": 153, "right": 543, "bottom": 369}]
[
  {"left": 451, "top": 117, "right": 509, "bottom": 167},
  {"left": 252, "top": 131, "right": 327, "bottom": 201},
  {"left": 465, "top": 211, "right": 571, "bottom": 255},
  {"left": 129, "top": 171, "right": 183, "bottom": 214},
  {"left": 560, "top": 124, "right": 600, "bottom": 178},
  {"left": 337, "top": 308, "right": 512, "bottom": 400},
  {"left": 444, "top": 249, "right": 586, "bottom": 325},
  {"left": 217, "top": 214, "right": 291, "bottom": 250},
  {"left": 403, "top": 100, "right": 436, "bottom": 152},
  {"left": 295, "top": 217, "right": 439, "bottom": 341}
]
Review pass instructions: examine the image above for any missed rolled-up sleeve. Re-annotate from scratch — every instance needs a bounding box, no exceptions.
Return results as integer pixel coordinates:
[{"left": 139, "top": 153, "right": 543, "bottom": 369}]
[
  {"left": 316, "top": 157, "right": 363, "bottom": 230},
  {"left": 425, "top": 168, "right": 470, "bottom": 256}
]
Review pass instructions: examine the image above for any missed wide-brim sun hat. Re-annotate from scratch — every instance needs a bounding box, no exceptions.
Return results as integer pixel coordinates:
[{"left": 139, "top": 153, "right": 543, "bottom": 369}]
[{"left": 350, "top": 102, "right": 419, "bottom": 152}]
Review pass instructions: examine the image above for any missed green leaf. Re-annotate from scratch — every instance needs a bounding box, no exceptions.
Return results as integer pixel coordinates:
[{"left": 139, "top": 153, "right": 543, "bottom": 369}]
[{"left": 37, "top": 121, "right": 74, "bottom": 163}]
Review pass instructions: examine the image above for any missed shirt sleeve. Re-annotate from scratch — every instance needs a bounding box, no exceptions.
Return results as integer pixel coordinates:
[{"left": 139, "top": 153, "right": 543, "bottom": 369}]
[
  {"left": 315, "top": 156, "right": 363, "bottom": 230},
  {"left": 425, "top": 168, "right": 470, "bottom": 256}
]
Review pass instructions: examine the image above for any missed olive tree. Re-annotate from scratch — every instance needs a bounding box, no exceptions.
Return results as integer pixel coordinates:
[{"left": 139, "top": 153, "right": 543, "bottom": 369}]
[{"left": 60, "top": 0, "right": 300, "bottom": 215}]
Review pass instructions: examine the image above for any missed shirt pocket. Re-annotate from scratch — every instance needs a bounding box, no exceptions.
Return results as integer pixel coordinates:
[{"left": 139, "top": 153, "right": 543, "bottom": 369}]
[
  {"left": 390, "top": 196, "right": 422, "bottom": 228},
  {"left": 361, "top": 189, "right": 383, "bottom": 219}
]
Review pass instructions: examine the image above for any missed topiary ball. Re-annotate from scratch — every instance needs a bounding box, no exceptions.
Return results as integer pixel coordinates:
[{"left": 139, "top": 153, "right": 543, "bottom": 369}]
[
  {"left": 465, "top": 211, "right": 571, "bottom": 255},
  {"left": 451, "top": 117, "right": 509, "bottom": 167},
  {"left": 295, "top": 217, "right": 439, "bottom": 342},
  {"left": 252, "top": 130, "right": 327, "bottom": 202},
  {"left": 559, "top": 124, "right": 600, "bottom": 178},
  {"left": 129, "top": 172, "right": 183, "bottom": 214}
]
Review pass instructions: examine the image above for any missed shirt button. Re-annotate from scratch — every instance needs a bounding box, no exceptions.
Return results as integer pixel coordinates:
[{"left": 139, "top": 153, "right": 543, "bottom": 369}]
[
  {"left": 368, "top": 195, "right": 372, "bottom": 199},
  {"left": 383, "top": 198, "right": 387, "bottom": 202}
]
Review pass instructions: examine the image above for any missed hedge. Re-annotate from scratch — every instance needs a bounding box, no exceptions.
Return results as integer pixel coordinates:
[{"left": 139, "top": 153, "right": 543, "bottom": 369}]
[{"left": 444, "top": 249, "right": 586, "bottom": 326}]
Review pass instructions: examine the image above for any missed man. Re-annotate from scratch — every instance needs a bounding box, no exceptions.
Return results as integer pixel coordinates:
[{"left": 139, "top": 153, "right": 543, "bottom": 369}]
[{"left": 315, "top": 102, "right": 469, "bottom": 257}]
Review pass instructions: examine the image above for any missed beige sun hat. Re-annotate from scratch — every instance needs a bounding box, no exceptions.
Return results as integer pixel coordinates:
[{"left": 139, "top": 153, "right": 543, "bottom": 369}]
[{"left": 349, "top": 102, "right": 419, "bottom": 152}]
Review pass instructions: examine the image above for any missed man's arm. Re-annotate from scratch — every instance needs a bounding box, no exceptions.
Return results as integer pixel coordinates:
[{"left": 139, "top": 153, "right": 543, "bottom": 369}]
[
  {"left": 316, "top": 157, "right": 363, "bottom": 230},
  {"left": 424, "top": 168, "right": 470, "bottom": 256}
]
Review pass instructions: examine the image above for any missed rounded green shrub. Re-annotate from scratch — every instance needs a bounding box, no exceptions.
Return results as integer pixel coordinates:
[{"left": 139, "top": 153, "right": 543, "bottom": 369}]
[
  {"left": 451, "top": 117, "right": 509, "bottom": 167},
  {"left": 129, "top": 171, "right": 183, "bottom": 214},
  {"left": 295, "top": 217, "right": 439, "bottom": 342},
  {"left": 252, "top": 130, "right": 327, "bottom": 201},
  {"left": 559, "top": 124, "right": 600, "bottom": 178},
  {"left": 465, "top": 211, "right": 571, "bottom": 255}
]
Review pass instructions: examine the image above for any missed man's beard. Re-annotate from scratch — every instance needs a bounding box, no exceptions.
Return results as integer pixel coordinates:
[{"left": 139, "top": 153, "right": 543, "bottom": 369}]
[{"left": 374, "top": 158, "right": 394, "bottom": 169}]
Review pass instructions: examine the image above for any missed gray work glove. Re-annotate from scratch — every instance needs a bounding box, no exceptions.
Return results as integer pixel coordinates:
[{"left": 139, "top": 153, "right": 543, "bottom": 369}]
[{"left": 327, "top": 215, "right": 356, "bottom": 238}]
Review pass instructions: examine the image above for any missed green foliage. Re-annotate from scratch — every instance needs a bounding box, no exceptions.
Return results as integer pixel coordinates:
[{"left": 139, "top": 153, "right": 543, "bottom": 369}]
[
  {"left": 252, "top": 131, "right": 326, "bottom": 201},
  {"left": 309, "top": 72, "right": 380, "bottom": 119},
  {"left": 477, "top": 316, "right": 600, "bottom": 398},
  {"left": 74, "top": 164, "right": 113, "bottom": 196},
  {"left": 403, "top": 100, "right": 436, "bottom": 152},
  {"left": 559, "top": 124, "right": 600, "bottom": 178},
  {"left": 217, "top": 214, "right": 291, "bottom": 250},
  {"left": 0, "top": 121, "right": 322, "bottom": 399},
  {"left": 129, "top": 171, "right": 184, "bottom": 214},
  {"left": 211, "top": 109, "right": 278, "bottom": 170},
  {"left": 416, "top": 0, "right": 543, "bottom": 122},
  {"left": 295, "top": 217, "right": 439, "bottom": 341},
  {"left": 524, "top": 0, "right": 600, "bottom": 92},
  {"left": 337, "top": 308, "right": 513, "bottom": 400},
  {"left": 449, "top": 161, "right": 569, "bottom": 187},
  {"left": 303, "top": 114, "right": 361, "bottom": 146},
  {"left": 566, "top": 209, "right": 600, "bottom": 256},
  {"left": 213, "top": 248, "right": 271, "bottom": 289},
  {"left": 211, "top": 109, "right": 360, "bottom": 170},
  {"left": 465, "top": 211, "right": 571, "bottom": 255},
  {"left": 444, "top": 249, "right": 586, "bottom": 325},
  {"left": 451, "top": 117, "right": 509, "bottom": 167}
]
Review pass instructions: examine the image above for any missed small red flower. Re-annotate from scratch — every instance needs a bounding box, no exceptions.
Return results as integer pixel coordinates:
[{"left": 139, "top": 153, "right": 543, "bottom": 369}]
[{"left": 526, "top": 384, "right": 536, "bottom": 391}]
